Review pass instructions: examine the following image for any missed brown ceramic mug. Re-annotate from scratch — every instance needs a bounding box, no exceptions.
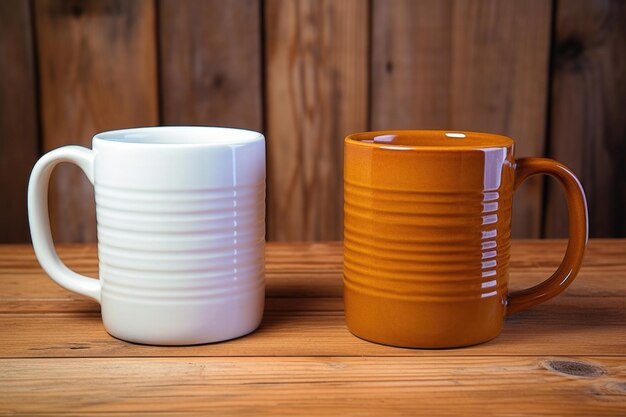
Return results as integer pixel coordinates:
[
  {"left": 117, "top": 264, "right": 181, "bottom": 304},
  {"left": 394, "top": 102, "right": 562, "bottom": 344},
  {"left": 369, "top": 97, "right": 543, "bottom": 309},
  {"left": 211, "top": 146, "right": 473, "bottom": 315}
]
[{"left": 343, "top": 130, "right": 588, "bottom": 348}]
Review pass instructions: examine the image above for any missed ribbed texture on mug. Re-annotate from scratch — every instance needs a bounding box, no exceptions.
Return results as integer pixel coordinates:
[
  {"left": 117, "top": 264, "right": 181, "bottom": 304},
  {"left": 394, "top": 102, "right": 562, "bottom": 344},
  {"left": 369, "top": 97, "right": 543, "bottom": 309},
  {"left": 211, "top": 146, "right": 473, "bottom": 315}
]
[
  {"left": 343, "top": 180, "right": 512, "bottom": 302},
  {"left": 95, "top": 182, "right": 265, "bottom": 302}
]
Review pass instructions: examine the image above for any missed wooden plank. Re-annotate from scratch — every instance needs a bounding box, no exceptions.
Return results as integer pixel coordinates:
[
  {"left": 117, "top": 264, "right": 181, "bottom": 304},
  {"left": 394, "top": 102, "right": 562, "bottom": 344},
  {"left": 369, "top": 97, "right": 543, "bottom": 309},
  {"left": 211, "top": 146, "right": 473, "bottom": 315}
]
[
  {"left": 1, "top": 240, "right": 624, "bottom": 279},
  {"left": 545, "top": 0, "right": 626, "bottom": 238},
  {"left": 1, "top": 242, "right": 625, "bottom": 313},
  {"left": 33, "top": 0, "right": 159, "bottom": 243},
  {"left": 1, "top": 240, "right": 624, "bottom": 357},
  {"left": 158, "top": 0, "right": 262, "bottom": 130},
  {"left": 0, "top": 295, "right": 624, "bottom": 358},
  {"left": 371, "top": 0, "right": 552, "bottom": 238},
  {"left": 1, "top": 266, "right": 623, "bottom": 314},
  {"left": 0, "top": 240, "right": 625, "bottom": 299},
  {"left": 1, "top": 357, "right": 624, "bottom": 415},
  {"left": 0, "top": 0, "right": 39, "bottom": 243},
  {"left": 265, "top": 0, "right": 369, "bottom": 241},
  {"left": 0, "top": 268, "right": 623, "bottom": 313}
]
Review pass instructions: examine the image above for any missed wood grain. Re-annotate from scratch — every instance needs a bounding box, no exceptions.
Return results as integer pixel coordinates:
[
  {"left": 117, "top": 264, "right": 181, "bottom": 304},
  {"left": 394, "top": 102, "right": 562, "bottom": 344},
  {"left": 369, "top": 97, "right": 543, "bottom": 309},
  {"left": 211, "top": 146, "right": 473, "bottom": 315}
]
[
  {"left": 371, "top": 0, "right": 552, "bottom": 238},
  {"left": 0, "top": 240, "right": 625, "bottom": 414},
  {"left": 265, "top": 0, "right": 369, "bottom": 241},
  {"left": 0, "top": 295, "right": 624, "bottom": 358},
  {"left": 33, "top": 0, "right": 159, "bottom": 243},
  {"left": 1, "top": 357, "right": 624, "bottom": 415},
  {"left": 0, "top": 0, "right": 39, "bottom": 243},
  {"left": 158, "top": 0, "right": 262, "bottom": 130},
  {"left": 545, "top": 0, "right": 626, "bottom": 238}
]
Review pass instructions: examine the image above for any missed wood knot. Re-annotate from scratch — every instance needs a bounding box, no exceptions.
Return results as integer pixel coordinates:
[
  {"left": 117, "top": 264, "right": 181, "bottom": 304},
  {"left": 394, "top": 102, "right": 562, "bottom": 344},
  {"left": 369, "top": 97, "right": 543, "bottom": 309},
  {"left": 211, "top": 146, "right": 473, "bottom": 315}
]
[
  {"left": 385, "top": 60, "right": 394, "bottom": 73},
  {"left": 71, "top": 3, "right": 84, "bottom": 18},
  {"left": 212, "top": 74, "right": 225, "bottom": 89},
  {"left": 543, "top": 359, "right": 605, "bottom": 378},
  {"left": 556, "top": 36, "right": 584, "bottom": 62}
]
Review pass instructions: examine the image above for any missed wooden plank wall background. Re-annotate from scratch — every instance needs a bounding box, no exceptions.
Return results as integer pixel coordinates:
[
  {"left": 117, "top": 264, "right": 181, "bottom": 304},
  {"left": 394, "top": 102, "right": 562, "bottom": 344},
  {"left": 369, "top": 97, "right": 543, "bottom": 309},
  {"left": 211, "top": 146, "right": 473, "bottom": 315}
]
[{"left": 0, "top": 0, "right": 624, "bottom": 243}]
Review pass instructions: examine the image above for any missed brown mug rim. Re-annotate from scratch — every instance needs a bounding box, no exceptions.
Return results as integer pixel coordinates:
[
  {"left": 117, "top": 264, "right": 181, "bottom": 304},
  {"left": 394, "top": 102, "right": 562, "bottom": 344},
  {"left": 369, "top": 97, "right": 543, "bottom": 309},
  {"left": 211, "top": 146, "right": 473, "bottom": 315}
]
[{"left": 345, "top": 130, "right": 514, "bottom": 151}]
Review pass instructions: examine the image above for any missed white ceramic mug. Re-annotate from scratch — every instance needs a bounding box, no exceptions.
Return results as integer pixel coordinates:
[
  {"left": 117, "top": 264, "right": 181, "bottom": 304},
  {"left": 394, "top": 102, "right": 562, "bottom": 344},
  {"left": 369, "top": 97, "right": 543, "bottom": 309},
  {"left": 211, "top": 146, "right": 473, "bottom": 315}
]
[{"left": 28, "top": 126, "right": 266, "bottom": 345}]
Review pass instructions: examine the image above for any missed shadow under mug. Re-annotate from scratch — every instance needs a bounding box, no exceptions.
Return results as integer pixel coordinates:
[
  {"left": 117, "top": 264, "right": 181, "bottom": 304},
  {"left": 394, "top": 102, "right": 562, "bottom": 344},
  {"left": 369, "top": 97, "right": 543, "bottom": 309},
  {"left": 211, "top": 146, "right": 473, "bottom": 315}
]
[
  {"left": 28, "top": 126, "right": 266, "bottom": 345},
  {"left": 343, "top": 130, "right": 588, "bottom": 348}
]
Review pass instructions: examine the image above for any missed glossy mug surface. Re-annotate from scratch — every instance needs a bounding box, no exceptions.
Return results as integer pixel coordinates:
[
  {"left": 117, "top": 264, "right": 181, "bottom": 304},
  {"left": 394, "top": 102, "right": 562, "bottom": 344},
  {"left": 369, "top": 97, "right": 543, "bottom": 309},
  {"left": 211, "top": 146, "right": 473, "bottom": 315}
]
[
  {"left": 28, "top": 126, "right": 266, "bottom": 345},
  {"left": 343, "top": 130, "right": 588, "bottom": 348}
]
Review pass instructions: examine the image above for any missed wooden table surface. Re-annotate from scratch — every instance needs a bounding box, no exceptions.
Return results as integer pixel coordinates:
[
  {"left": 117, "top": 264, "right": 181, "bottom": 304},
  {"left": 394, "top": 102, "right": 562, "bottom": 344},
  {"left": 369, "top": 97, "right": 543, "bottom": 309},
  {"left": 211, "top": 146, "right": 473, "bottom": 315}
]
[{"left": 0, "top": 240, "right": 625, "bottom": 415}]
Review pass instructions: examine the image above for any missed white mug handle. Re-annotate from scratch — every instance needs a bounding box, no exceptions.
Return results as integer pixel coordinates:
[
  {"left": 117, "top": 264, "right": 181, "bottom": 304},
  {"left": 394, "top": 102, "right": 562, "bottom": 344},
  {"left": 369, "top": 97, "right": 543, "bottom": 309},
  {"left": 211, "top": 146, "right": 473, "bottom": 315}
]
[{"left": 27, "top": 145, "right": 101, "bottom": 302}]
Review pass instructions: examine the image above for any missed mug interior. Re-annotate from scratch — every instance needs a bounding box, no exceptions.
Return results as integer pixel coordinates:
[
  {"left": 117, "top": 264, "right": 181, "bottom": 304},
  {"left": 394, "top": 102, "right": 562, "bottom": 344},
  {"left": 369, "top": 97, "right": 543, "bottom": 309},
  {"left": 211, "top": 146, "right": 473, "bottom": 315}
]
[
  {"left": 346, "top": 130, "right": 513, "bottom": 149},
  {"left": 95, "top": 126, "right": 262, "bottom": 145}
]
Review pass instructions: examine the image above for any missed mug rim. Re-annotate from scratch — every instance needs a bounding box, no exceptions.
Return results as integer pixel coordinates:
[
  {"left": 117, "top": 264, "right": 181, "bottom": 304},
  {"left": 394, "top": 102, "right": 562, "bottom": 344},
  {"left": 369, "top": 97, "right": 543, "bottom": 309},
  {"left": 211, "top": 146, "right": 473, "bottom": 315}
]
[
  {"left": 93, "top": 125, "right": 264, "bottom": 146},
  {"left": 345, "top": 130, "right": 514, "bottom": 151}
]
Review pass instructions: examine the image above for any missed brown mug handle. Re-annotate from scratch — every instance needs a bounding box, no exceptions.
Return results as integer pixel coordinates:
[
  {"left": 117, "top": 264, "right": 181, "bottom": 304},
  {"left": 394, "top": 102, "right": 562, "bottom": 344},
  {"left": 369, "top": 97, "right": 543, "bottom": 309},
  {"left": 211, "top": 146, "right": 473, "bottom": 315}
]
[{"left": 507, "top": 157, "right": 588, "bottom": 315}]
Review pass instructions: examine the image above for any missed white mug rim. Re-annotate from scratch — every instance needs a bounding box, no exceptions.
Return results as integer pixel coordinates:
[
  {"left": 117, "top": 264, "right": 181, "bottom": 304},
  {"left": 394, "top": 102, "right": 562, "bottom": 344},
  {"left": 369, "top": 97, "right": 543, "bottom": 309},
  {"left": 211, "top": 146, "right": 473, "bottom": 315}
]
[{"left": 93, "top": 126, "right": 264, "bottom": 146}]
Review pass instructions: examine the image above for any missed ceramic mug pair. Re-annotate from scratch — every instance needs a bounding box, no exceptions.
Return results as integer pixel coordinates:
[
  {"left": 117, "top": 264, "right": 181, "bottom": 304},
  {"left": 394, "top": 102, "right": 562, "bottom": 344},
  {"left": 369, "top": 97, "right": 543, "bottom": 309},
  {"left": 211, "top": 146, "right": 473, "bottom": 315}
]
[{"left": 28, "top": 127, "right": 587, "bottom": 348}]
